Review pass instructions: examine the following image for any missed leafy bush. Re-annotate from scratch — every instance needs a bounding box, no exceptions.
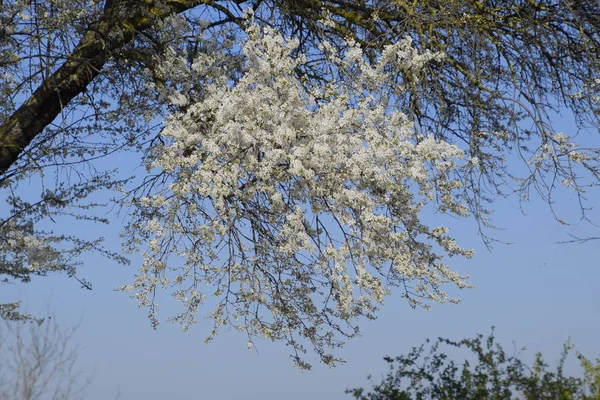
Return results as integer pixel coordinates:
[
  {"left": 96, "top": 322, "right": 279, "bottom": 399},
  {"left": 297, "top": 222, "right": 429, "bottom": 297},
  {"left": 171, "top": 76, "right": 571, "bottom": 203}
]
[{"left": 347, "top": 329, "right": 600, "bottom": 400}]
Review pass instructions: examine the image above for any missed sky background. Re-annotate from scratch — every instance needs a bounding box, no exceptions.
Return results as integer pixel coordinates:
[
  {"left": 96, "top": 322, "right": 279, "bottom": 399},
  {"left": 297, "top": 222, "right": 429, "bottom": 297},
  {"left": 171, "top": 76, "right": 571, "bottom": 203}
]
[{"left": 1, "top": 112, "right": 599, "bottom": 400}]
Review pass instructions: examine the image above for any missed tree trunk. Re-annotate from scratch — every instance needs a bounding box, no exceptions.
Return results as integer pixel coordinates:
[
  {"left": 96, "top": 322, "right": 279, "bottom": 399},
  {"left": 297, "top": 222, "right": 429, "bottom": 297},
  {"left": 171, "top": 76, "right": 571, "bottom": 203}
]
[{"left": 0, "top": 0, "right": 204, "bottom": 175}]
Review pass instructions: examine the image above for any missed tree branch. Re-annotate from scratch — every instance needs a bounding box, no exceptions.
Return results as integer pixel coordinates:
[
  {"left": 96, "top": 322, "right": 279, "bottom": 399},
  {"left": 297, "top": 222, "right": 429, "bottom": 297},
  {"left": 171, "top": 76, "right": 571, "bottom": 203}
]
[{"left": 0, "top": 0, "right": 206, "bottom": 175}]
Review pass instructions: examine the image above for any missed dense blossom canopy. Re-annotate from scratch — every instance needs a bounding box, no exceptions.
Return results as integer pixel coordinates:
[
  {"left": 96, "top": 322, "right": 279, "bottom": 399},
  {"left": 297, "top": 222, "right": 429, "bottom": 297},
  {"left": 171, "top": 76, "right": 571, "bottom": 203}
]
[{"left": 121, "top": 20, "right": 473, "bottom": 367}]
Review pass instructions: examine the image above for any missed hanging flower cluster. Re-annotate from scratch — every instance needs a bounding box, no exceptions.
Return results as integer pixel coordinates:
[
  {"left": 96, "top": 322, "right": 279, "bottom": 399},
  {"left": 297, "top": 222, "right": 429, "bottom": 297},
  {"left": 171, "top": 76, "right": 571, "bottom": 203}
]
[{"left": 121, "top": 21, "right": 473, "bottom": 369}]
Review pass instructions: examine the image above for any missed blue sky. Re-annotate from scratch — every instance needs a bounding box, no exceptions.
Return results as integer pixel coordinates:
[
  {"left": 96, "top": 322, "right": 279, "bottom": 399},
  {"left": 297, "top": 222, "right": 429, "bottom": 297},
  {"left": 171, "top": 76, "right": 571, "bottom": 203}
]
[{"left": 2, "top": 122, "right": 599, "bottom": 399}]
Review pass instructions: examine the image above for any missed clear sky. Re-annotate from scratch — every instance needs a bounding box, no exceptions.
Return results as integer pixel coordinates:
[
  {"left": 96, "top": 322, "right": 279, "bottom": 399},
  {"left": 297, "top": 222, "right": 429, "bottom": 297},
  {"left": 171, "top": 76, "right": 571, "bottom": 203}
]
[{"left": 2, "top": 114, "right": 599, "bottom": 400}]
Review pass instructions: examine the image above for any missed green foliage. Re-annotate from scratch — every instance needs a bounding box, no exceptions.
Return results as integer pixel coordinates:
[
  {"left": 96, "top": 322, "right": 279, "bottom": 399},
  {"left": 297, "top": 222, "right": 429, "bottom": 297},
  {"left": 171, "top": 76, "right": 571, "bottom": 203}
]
[
  {"left": 347, "top": 329, "right": 600, "bottom": 400},
  {"left": 579, "top": 352, "right": 600, "bottom": 399}
]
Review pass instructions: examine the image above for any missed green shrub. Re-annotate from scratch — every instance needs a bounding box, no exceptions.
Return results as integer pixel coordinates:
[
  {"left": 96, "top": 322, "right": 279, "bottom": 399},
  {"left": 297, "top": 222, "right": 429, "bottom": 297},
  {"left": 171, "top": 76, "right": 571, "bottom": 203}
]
[{"left": 347, "top": 329, "right": 599, "bottom": 400}]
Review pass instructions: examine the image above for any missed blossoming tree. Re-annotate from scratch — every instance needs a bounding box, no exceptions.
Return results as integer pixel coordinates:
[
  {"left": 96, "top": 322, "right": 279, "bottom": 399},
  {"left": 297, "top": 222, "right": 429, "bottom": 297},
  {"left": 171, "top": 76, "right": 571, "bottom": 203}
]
[{"left": 1, "top": 0, "right": 600, "bottom": 368}]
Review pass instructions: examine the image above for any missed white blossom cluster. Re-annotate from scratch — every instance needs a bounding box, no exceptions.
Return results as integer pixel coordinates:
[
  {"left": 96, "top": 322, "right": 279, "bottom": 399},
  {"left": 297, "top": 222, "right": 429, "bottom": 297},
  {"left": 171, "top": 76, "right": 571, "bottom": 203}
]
[
  {"left": 121, "top": 22, "right": 474, "bottom": 368},
  {"left": 0, "top": 220, "right": 62, "bottom": 275}
]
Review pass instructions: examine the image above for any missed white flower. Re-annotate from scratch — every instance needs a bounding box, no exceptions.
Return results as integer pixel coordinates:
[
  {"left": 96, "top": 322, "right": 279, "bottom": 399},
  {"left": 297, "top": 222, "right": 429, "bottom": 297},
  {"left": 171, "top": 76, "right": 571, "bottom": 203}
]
[{"left": 122, "top": 19, "right": 473, "bottom": 369}]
